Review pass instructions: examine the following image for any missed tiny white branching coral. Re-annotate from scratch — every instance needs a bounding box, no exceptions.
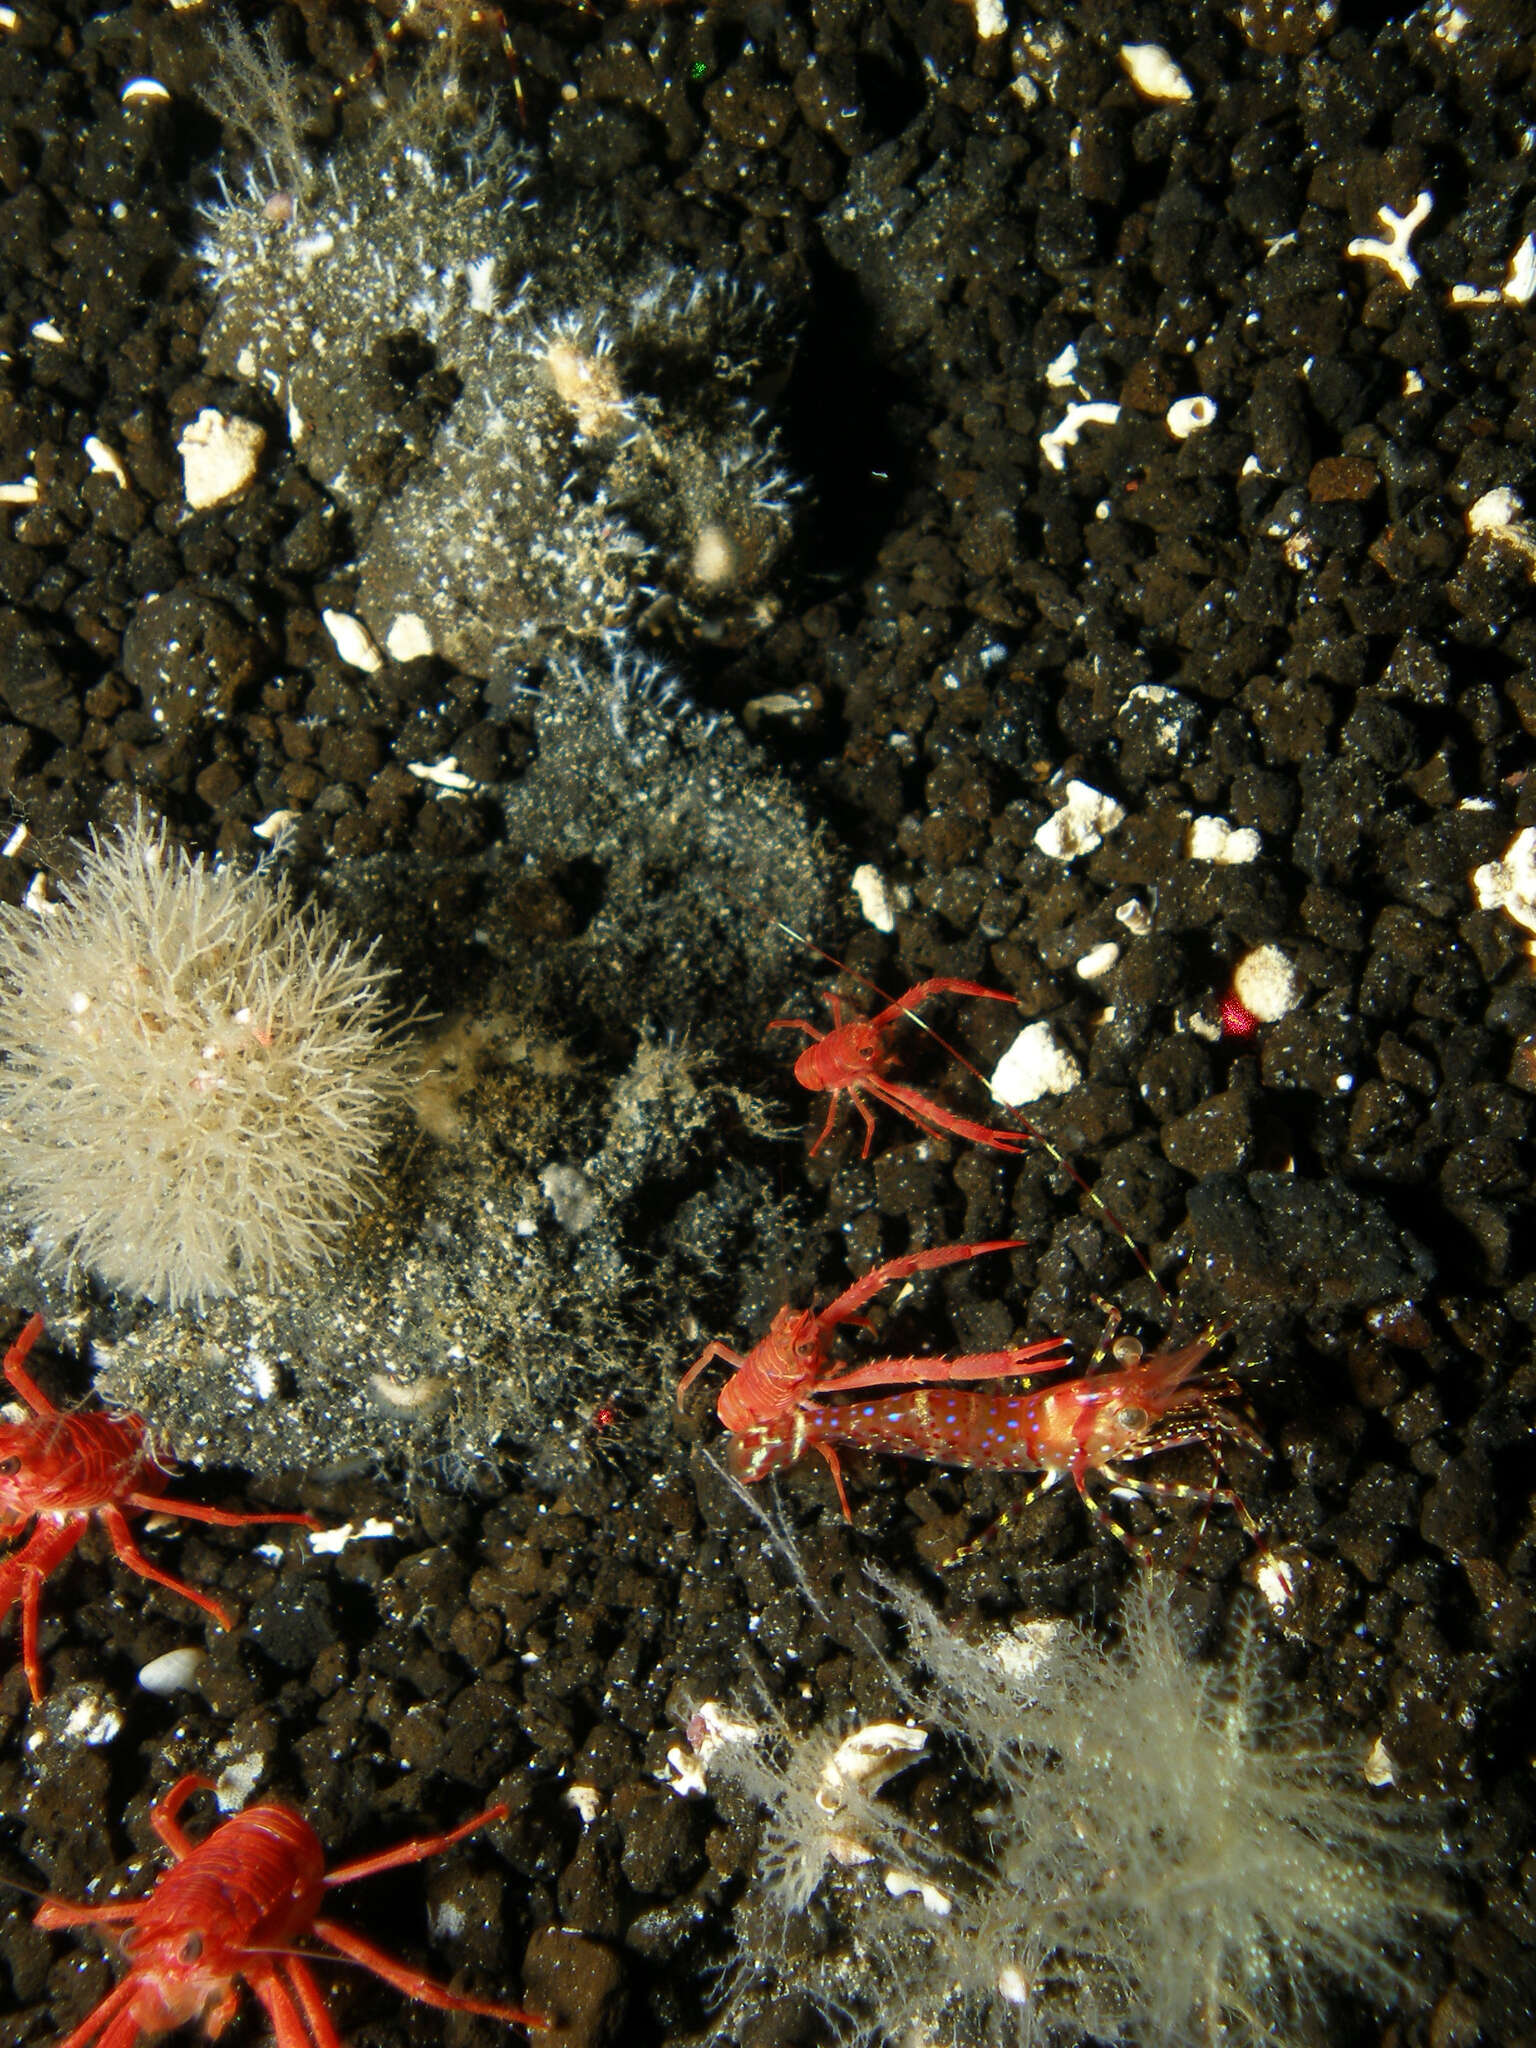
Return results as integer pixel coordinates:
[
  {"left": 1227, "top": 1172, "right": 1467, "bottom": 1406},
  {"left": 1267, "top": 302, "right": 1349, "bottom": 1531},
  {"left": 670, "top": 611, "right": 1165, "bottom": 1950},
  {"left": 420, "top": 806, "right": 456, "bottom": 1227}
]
[
  {"left": 0, "top": 814, "right": 408, "bottom": 1308},
  {"left": 721, "top": 1573, "right": 1454, "bottom": 2048}
]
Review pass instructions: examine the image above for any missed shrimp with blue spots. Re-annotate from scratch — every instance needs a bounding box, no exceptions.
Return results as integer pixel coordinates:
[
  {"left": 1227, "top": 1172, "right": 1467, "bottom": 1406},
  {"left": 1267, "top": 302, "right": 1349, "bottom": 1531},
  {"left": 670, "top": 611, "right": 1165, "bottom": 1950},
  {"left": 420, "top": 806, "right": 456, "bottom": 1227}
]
[
  {"left": 679, "top": 1242, "right": 1071, "bottom": 1519},
  {"left": 681, "top": 1249, "right": 1267, "bottom": 1559}
]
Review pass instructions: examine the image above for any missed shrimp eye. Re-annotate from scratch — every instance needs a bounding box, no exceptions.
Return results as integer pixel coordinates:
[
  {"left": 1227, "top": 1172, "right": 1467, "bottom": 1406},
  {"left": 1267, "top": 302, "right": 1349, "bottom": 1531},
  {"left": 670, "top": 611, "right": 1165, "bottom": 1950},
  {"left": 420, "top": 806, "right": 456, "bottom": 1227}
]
[
  {"left": 179, "top": 1933, "right": 203, "bottom": 1964},
  {"left": 1115, "top": 1405, "right": 1147, "bottom": 1432},
  {"left": 0, "top": 1457, "right": 18, "bottom": 1476}
]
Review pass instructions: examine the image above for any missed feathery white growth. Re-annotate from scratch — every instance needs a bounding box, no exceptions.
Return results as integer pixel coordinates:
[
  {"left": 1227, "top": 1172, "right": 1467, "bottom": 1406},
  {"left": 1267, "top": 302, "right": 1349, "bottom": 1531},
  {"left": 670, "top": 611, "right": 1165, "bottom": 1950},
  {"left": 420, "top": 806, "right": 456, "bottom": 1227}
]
[
  {"left": 723, "top": 1573, "right": 1453, "bottom": 2048},
  {"left": 0, "top": 814, "right": 408, "bottom": 1308}
]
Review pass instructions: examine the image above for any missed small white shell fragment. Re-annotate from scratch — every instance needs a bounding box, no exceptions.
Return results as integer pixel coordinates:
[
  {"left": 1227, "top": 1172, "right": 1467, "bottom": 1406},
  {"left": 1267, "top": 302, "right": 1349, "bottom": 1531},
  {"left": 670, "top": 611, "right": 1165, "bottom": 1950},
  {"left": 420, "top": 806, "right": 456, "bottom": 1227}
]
[
  {"left": 1044, "top": 341, "right": 1078, "bottom": 388},
  {"left": 369, "top": 1372, "right": 449, "bottom": 1413},
  {"left": 60, "top": 1686, "right": 124, "bottom": 1746},
  {"left": 662, "top": 1746, "right": 709, "bottom": 1798},
  {"left": 564, "top": 1784, "right": 603, "bottom": 1825},
  {"left": 1472, "top": 827, "right": 1536, "bottom": 936},
  {"left": 1363, "top": 1736, "right": 1397, "bottom": 1789},
  {"left": 1115, "top": 896, "right": 1153, "bottom": 936},
  {"left": 991, "top": 1020, "right": 1082, "bottom": 1105},
  {"left": 1465, "top": 490, "right": 1536, "bottom": 573},
  {"left": 407, "top": 756, "right": 475, "bottom": 792},
  {"left": 322, "top": 608, "right": 383, "bottom": 673},
  {"left": 1119, "top": 42, "right": 1192, "bottom": 100},
  {"left": 988, "top": 1617, "right": 1070, "bottom": 1695},
  {"left": 1467, "top": 486, "right": 1525, "bottom": 536},
  {"left": 662, "top": 1700, "right": 758, "bottom": 1795},
  {"left": 1254, "top": 1550, "right": 1296, "bottom": 1617},
  {"left": 688, "top": 1701, "right": 758, "bottom": 1766},
  {"left": 1232, "top": 943, "right": 1301, "bottom": 1023},
  {"left": 851, "top": 862, "right": 908, "bottom": 934},
  {"left": 385, "top": 612, "right": 435, "bottom": 662},
  {"left": 1076, "top": 941, "right": 1120, "bottom": 980},
  {"left": 540, "top": 1162, "right": 599, "bottom": 1234},
  {"left": 179, "top": 408, "right": 265, "bottom": 509},
  {"left": 2, "top": 823, "right": 27, "bottom": 858},
  {"left": 0, "top": 7, "right": 20, "bottom": 29},
  {"left": 1185, "top": 814, "right": 1261, "bottom": 865},
  {"left": 309, "top": 1517, "right": 395, "bottom": 1555},
  {"left": 818, "top": 1722, "right": 927, "bottom": 1809},
  {"left": 30, "top": 320, "right": 65, "bottom": 345},
  {"left": 431, "top": 1901, "right": 466, "bottom": 1941},
  {"left": 970, "top": 0, "right": 1007, "bottom": 40},
  {"left": 138, "top": 1647, "right": 205, "bottom": 1695},
  {"left": 121, "top": 77, "right": 172, "bottom": 103},
  {"left": 1504, "top": 232, "right": 1536, "bottom": 304},
  {"left": 253, "top": 808, "right": 301, "bottom": 844},
  {"left": 1040, "top": 401, "right": 1121, "bottom": 473},
  {"left": 83, "top": 437, "right": 129, "bottom": 489},
  {"left": 1166, "top": 395, "right": 1216, "bottom": 439},
  {"left": 818, "top": 1725, "right": 928, "bottom": 1860},
  {"left": 244, "top": 1350, "right": 279, "bottom": 1401},
  {"left": 884, "top": 1868, "right": 952, "bottom": 1915},
  {"left": 0, "top": 477, "right": 38, "bottom": 505},
  {"left": 998, "top": 1966, "right": 1032, "bottom": 2007},
  {"left": 214, "top": 1751, "right": 265, "bottom": 1812},
  {"left": 1034, "top": 780, "right": 1125, "bottom": 861}
]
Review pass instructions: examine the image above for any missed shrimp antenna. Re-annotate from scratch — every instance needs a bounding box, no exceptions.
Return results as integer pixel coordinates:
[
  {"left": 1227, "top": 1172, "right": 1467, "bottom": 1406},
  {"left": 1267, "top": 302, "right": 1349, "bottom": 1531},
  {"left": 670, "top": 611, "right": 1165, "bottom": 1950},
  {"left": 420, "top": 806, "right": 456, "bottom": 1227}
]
[{"left": 772, "top": 921, "right": 1174, "bottom": 1320}]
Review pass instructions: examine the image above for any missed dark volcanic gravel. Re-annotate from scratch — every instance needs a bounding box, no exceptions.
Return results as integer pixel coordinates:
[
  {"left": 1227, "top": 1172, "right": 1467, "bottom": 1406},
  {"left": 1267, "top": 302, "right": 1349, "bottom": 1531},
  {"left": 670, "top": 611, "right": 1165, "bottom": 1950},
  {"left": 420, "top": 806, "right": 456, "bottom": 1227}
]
[{"left": 1, "top": 3, "right": 1533, "bottom": 2047}]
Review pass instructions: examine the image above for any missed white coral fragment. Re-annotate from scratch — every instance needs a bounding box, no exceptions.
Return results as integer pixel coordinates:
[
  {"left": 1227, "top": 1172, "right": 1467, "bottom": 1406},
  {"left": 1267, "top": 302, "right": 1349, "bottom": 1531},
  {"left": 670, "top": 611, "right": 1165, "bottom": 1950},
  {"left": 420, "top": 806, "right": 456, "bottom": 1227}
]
[
  {"left": 1034, "top": 780, "right": 1125, "bottom": 861},
  {"left": 1040, "top": 401, "right": 1121, "bottom": 473},
  {"left": 1346, "top": 192, "right": 1433, "bottom": 291}
]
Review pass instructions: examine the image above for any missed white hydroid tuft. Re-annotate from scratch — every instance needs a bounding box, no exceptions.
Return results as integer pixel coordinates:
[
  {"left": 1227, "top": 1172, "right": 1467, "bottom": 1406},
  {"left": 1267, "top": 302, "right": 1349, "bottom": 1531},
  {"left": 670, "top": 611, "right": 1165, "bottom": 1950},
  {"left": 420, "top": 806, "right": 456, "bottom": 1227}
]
[{"left": 723, "top": 1573, "right": 1454, "bottom": 2048}]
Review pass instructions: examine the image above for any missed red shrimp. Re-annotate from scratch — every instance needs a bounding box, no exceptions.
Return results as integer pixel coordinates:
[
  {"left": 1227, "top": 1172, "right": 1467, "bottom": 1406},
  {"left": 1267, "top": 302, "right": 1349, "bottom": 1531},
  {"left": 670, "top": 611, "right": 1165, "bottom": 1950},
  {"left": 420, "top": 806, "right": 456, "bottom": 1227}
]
[
  {"left": 34, "top": 1773, "right": 545, "bottom": 2048},
  {"left": 770, "top": 978, "right": 1034, "bottom": 1157},
  {"left": 729, "top": 1326, "right": 1267, "bottom": 1557},
  {"left": 0, "top": 1314, "right": 318, "bottom": 1702},
  {"left": 678, "top": 1241, "right": 1072, "bottom": 1517}
]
